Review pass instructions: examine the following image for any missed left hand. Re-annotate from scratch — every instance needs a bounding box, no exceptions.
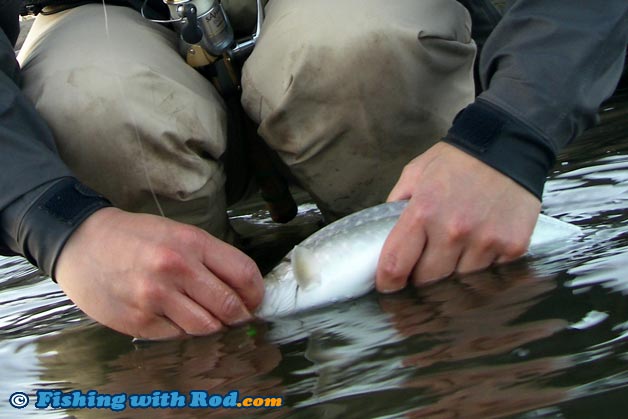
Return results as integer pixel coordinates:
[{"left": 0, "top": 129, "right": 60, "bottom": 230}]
[
  {"left": 54, "top": 208, "right": 264, "bottom": 340},
  {"left": 376, "top": 142, "right": 541, "bottom": 292}
]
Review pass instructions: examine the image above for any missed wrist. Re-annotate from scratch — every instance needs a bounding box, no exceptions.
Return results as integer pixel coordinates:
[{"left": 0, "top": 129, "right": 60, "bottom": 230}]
[
  {"left": 15, "top": 178, "right": 113, "bottom": 279},
  {"left": 442, "top": 98, "right": 556, "bottom": 200}
]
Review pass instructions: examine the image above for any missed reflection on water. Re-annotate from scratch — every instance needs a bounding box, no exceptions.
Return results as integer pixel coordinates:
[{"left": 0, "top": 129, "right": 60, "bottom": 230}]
[{"left": 1, "top": 89, "right": 627, "bottom": 418}]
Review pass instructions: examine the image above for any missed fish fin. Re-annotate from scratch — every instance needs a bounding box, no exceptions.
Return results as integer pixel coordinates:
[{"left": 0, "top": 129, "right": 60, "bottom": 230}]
[{"left": 292, "top": 245, "right": 320, "bottom": 290}]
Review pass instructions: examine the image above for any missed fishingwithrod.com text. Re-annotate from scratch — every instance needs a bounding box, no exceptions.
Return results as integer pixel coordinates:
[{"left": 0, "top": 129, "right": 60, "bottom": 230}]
[{"left": 9, "top": 389, "right": 283, "bottom": 411}]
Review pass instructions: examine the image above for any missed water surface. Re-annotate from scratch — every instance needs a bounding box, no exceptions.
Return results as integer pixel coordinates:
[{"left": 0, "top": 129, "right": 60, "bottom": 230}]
[{"left": 1, "top": 90, "right": 627, "bottom": 418}]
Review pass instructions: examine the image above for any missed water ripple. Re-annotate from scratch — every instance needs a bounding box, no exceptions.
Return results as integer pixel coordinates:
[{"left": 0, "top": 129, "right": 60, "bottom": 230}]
[{"left": 0, "top": 92, "right": 627, "bottom": 418}]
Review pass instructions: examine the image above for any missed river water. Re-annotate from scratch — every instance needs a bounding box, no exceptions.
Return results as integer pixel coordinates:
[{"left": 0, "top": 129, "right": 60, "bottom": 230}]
[{"left": 1, "top": 87, "right": 627, "bottom": 418}]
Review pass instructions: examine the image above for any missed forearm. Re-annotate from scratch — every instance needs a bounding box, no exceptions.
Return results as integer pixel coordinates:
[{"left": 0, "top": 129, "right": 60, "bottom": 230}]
[
  {"left": 445, "top": 0, "right": 628, "bottom": 198},
  {"left": 0, "top": 26, "right": 111, "bottom": 276},
  {"left": 0, "top": 178, "right": 112, "bottom": 277}
]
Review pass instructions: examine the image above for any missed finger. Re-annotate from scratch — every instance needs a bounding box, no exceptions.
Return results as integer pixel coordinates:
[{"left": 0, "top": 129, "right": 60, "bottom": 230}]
[
  {"left": 131, "top": 315, "right": 186, "bottom": 341},
  {"left": 494, "top": 230, "right": 531, "bottom": 265},
  {"left": 455, "top": 227, "right": 499, "bottom": 274},
  {"left": 456, "top": 242, "right": 498, "bottom": 275},
  {"left": 163, "top": 292, "right": 223, "bottom": 336},
  {"left": 200, "top": 236, "right": 265, "bottom": 310},
  {"left": 387, "top": 181, "right": 414, "bottom": 203},
  {"left": 386, "top": 166, "right": 418, "bottom": 202},
  {"left": 184, "top": 264, "right": 254, "bottom": 326},
  {"left": 376, "top": 208, "right": 427, "bottom": 293},
  {"left": 495, "top": 247, "right": 528, "bottom": 265},
  {"left": 411, "top": 234, "right": 463, "bottom": 286}
]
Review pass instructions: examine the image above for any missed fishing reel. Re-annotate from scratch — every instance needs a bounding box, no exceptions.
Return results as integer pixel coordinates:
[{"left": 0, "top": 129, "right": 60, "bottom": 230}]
[
  {"left": 143, "top": 0, "right": 297, "bottom": 223},
  {"left": 143, "top": 0, "right": 264, "bottom": 68}
]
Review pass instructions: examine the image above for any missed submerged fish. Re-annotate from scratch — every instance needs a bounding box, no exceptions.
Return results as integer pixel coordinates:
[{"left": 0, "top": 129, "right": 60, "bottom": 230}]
[{"left": 255, "top": 201, "right": 582, "bottom": 319}]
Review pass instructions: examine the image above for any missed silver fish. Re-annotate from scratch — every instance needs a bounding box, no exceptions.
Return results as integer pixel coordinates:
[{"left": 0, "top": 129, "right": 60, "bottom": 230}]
[{"left": 255, "top": 201, "right": 582, "bottom": 319}]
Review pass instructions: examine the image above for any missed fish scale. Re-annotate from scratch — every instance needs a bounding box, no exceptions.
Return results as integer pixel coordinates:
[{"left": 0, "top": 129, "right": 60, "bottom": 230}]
[{"left": 255, "top": 200, "right": 583, "bottom": 320}]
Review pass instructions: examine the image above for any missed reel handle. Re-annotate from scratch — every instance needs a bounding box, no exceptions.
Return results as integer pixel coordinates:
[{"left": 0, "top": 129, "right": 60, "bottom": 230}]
[{"left": 180, "top": 4, "right": 203, "bottom": 45}]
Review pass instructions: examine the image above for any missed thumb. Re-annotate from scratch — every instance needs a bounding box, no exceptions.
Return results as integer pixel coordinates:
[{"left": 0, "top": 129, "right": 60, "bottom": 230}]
[{"left": 387, "top": 166, "right": 419, "bottom": 202}]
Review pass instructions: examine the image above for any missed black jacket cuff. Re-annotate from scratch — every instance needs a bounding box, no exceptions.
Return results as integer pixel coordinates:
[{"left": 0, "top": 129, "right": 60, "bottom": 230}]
[
  {"left": 11, "top": 178, "right": 112, "bottom": 279},
  {"left": 442, "top": 99, "right": 556, "bottom": 199}
]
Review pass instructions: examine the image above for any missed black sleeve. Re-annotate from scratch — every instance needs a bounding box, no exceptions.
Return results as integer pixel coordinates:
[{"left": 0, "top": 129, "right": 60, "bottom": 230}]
[
  {"left": 444, "top": 0, "right": 628, "bottom": 199},
  {"left": 0, "top": 0, "right": 21, "bottom": 46},
  {"left": 0, "top": 17, "right": 111, "bottom": 278}
]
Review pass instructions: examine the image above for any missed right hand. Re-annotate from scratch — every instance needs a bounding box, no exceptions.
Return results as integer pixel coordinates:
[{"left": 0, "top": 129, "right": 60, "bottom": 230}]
[
  {"left": 376, "top": 142, "right": 540, "bottom": 292},
  {"left": 54, "top": 207, "right": 264, "bottom": 340}
]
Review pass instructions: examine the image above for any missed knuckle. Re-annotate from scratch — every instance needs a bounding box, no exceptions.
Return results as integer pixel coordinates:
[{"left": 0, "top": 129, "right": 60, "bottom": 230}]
[
  {"left": 379, "top": 252, "right": 407, "bottom": 286},
  {"left": 132, "top": 309, "right": 157, "bottom": 330},
  {"left": 137, "top": 277, "right": 166, "bottom": 307},
  {"left": 445, "top": 218, "right": 473, "bottom": 242},
  {"left": 190, "top": 314, "right": 221, "bottom": 335},
  {"left": 379, "top": 252, "right": 400, "bottom": 278},
  {"left": 405, "top": 208, "right": 430, "bottom": 230},
  {"left": 401, "top": 162, "right": 414, "bottom": 175},
  {"left": 150, "top": 245, "right": 186, "bottom": 274},
  {"left": 219, "top": 292, "right": 245, "bottom": 322},
  {"left": 237, "top": 258, "right": 261, "bottom": 282},
  {"left": 413, "top": 267, "right": 452, "bottom": 285},
  {"left": 502, "top": 240, "right": 528, "bottom": 260},
  {"left": 174, "top": 226, "right": 204, "bottom": 248},
  {"left": 399, "top": 160, "right": 420, "bottom": 180},
  {"left": 235, "top": 259, "right": 264, "bottom": 306},
  {"left": 475, "top": 234, "right": 498, "bottom": 252}
]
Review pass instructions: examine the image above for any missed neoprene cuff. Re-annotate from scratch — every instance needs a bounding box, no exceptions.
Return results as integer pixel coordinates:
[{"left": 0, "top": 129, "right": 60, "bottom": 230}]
[
  {"left": 442, "top": 99, "right": 556, "bottom": 199},
  {"left": 15, "top": 177, "right": 112, "bottom": 279}
]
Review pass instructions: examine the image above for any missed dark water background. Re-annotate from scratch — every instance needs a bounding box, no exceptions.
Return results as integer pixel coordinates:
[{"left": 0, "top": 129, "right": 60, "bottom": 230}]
[{"left": 1, "top": 87, "right": 627, "bottom": 419}]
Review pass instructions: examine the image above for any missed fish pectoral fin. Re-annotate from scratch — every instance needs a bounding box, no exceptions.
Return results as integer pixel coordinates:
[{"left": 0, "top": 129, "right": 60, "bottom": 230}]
[{"left": 292, "top": 245, "right": 321, "bottom": 290}]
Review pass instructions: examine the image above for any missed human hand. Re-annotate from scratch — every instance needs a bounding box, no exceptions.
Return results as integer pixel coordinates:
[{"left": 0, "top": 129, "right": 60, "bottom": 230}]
[
  {"left": 376, "top": 142, "right": 541, "bottom": 292},
  {"left": 54, "top": 208, "right": 264, "bottom": 340}
]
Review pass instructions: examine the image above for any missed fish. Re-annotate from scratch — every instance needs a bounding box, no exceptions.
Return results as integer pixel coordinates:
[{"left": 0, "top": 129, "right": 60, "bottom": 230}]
[{"left": 255, "top": 200, "right": 582, "bottom": 320}]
